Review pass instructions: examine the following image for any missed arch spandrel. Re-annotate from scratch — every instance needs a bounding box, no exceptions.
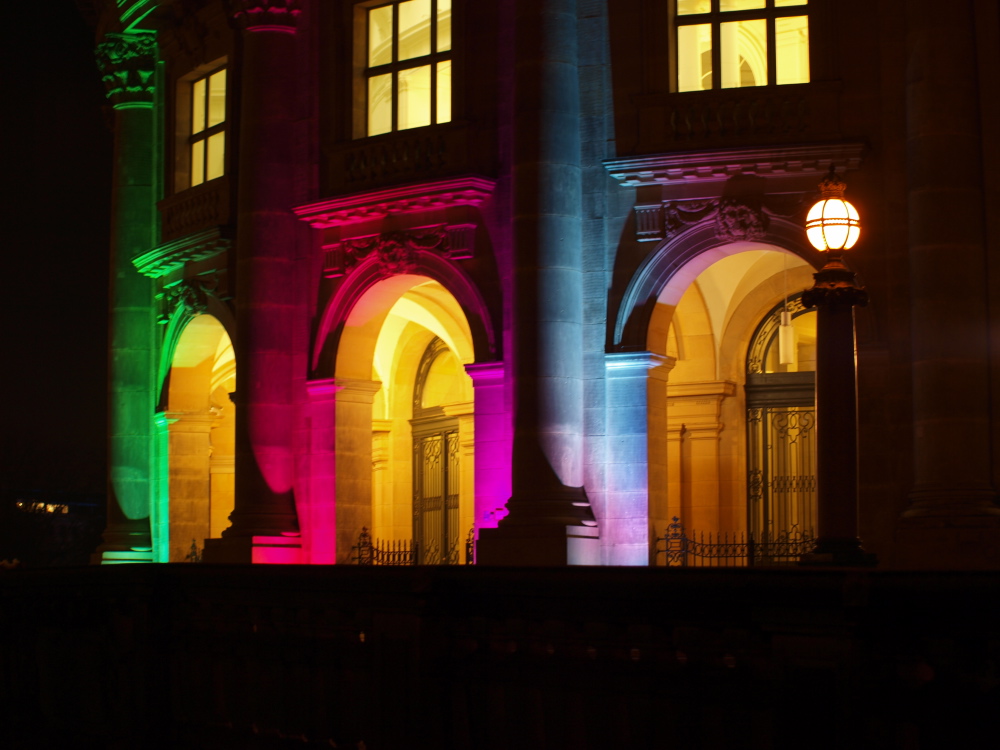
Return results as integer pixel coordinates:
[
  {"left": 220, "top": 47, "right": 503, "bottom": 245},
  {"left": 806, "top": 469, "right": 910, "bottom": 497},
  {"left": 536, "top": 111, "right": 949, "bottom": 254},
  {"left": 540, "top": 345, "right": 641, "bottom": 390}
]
[{"left": 612, "top": 216, "right": 821, "bottom": 354}]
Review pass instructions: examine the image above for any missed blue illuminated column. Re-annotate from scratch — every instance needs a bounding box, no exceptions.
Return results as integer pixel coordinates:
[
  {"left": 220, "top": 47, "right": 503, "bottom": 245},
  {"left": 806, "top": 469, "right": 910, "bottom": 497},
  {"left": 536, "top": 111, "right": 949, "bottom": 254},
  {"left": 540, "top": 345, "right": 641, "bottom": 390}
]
[{"left": 477, "top": 0, "right": 595, "bottom": 565}]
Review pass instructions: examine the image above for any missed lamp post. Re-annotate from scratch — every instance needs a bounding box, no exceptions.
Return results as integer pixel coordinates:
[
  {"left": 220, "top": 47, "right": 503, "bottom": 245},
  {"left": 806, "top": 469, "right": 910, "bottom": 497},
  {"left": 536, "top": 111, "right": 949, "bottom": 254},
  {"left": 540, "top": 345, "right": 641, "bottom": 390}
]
[{"left": 800, "top": 167, "right": 876, "bottom": 566}]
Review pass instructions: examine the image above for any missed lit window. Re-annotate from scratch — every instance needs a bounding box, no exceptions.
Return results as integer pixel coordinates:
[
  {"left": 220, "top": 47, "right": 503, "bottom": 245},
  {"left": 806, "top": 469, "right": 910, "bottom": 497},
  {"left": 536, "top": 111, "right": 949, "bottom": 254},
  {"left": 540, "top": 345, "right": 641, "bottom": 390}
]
[
  {"left": 188, "top": 66, "right": 227, "bottom": 186},
  {"left": 676, "top": 0, "right": 808, "bottom": 92},
  {"left": 363, "top": 0, "right": 452, "bottom": 136}
]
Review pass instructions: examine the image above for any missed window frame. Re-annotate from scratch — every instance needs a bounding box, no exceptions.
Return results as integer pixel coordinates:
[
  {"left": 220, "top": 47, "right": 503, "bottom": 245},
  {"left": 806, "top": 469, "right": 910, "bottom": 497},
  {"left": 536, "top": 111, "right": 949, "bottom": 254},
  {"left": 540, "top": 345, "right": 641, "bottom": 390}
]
[
  {"left": 672, "top": 0, "right": 810, "bottom": 93},
  {"left": 174, "top": 59, "right": 228, "bottom": 192},
  {"left": 352, "top": 0, "right": 453, "bottom": 138}
]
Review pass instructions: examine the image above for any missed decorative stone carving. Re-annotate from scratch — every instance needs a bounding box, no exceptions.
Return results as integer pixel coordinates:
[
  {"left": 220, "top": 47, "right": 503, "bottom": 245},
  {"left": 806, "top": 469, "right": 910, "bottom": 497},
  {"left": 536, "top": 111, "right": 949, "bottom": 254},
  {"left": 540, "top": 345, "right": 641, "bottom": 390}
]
[
  {"left": 324, "top": 225, "right": 472, "bottom": 278},
  {"left": 228, "top": 0, "right": 301, "bottom": 32},
  {"left": 95, "top": 33, "right": 157, "bottom": 108},
  {"left": 663, "top": 200, "right": 717, "bottom": 239},
  {"left": 714, "top": 196, "right": 770, "bottom": 241},
  {"left": 134, "top": 228, "right": 231, "bottom": 278},
  {"left": 158, "top": 275, "right": 220, "bottom": 324}
]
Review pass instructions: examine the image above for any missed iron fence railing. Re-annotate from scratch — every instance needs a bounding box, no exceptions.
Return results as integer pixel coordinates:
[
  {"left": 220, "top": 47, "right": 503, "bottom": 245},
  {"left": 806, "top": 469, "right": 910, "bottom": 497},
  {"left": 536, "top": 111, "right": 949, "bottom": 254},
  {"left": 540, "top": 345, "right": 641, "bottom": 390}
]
[
  {"left": 353, "top": 527, "right": 476, "bottom": 566},
  {"left": 656, "top": 517, "right": 816, "bottom": 567}
]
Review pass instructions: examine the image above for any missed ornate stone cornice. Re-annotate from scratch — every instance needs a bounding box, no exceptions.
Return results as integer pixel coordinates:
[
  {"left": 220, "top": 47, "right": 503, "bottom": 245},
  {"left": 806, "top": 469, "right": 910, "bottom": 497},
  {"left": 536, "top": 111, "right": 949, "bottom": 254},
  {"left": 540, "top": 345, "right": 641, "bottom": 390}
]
[
  {"left": 95, "top": 32, "right": 157, "bottom": 109},
  {"left": 323, "top": 224, "right": 476, "bottom": 278},
  {"left": 604, "top": 143, "right": 865, "bottom": 188},
  {"left": 295, "top": 177, "right": 496, "bottom": 229},
  {"left": 133, "top": 228, "right": 231, "bottom": 278},
  {"left": 228, "top": 0, "right": 301, "bottom": 33}
]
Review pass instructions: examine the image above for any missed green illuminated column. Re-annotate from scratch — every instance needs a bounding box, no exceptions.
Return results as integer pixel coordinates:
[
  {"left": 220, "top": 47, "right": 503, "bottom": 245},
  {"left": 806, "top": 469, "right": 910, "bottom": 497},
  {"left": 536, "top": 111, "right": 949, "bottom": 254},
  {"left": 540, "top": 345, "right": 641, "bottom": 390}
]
[{"left": 95, "top": 33, "right": 159, "bottom": 563}]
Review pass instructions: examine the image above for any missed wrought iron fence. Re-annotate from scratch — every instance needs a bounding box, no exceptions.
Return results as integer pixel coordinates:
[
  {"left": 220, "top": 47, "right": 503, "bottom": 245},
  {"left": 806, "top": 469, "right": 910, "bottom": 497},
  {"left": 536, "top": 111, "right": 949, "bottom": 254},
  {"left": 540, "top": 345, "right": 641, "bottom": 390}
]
[
  {"left": 353, "top": 527, "right": 476, "bottom": 566},
  {"left": 656, "top": 517, "right": 816, "bottom": 567}
]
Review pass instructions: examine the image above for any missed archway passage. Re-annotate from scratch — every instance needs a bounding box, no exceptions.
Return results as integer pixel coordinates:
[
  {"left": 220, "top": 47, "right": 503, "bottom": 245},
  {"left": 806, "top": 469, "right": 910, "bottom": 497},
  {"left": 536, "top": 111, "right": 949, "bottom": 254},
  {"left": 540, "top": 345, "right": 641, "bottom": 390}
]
[
  {"left": 336, "top": 276, "right": 476, "bottom": 564},
  {"left": 166, "top": 314, "right": 235, "bottom": 562},
  {"left": 645, "top": 244, "right": 816, "bottom": 552}
]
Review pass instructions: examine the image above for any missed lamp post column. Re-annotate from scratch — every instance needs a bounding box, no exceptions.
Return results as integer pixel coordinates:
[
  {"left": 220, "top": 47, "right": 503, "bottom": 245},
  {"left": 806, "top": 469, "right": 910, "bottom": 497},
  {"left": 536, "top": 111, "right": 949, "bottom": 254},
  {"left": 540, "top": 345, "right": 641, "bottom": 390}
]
[{"left": 800, "top": 259, "right": 874, "bottom": 565}]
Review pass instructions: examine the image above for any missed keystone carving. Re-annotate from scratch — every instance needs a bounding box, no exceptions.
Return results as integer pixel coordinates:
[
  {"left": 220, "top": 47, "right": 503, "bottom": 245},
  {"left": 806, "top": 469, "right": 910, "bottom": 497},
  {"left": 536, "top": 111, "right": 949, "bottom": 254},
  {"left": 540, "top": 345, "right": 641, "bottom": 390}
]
[
  {"left": 325, "top": 226, "right": 472, "bottom": 278},
  {"left": 714, "top": 196, "right": 770, "bottom": 242},
  {"left": 228, "top": 0, "right": 302, "bottom": 31},
  {"left": 95, "top": 33, "right": 157, "bottom": 108}
]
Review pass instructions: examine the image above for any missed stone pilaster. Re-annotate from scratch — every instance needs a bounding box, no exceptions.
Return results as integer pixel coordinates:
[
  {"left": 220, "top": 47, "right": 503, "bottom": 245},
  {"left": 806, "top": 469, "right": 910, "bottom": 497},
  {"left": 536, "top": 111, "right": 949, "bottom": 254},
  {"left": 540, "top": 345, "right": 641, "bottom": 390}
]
[
  {"left": 604, "top": 352, "right": 674, "bottom": 565},
  {"left": 464, "top": 362, "right": 511, "bottom": 531},
  {"left": 666, "top": 381, "right": 737, "bottom": 533},
  {"left": 95, "top": 33, "right": 159, "bottom": 563},
  {"left": 902, "top": 0, "right": 1000, "bottom": 523}
]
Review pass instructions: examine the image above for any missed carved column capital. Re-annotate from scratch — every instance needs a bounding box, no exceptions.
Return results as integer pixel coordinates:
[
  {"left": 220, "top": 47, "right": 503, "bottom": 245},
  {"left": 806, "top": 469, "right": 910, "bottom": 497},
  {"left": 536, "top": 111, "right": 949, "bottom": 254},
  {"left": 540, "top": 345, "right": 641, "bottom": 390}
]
[
  {"left": 228, "top": 0, "right": 302, "bottom": 33},
  {"left": 95, "top": 33, "right": 157, "bottom": 109}
]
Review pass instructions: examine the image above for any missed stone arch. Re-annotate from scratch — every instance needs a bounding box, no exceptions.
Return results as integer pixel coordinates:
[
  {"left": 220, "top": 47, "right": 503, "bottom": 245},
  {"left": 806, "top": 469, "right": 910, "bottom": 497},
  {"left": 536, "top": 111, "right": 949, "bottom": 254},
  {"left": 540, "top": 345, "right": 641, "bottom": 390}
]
[
  {"left": 612, "top": 215, "right": 820, "bottom": 353},
  {"left": 162, "top": 313, "right": 236, "bottom": 563},
  {"left": 322, "top": 270, "right": 483, "bottom": 563},
  {"left": 313, "top": 251, "right": 498, "bottom": 375}
]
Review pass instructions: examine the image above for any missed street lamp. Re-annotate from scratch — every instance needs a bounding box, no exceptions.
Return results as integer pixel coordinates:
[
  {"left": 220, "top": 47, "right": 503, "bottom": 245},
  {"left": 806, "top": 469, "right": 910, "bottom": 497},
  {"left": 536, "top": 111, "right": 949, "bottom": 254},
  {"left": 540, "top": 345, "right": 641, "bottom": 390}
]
[{"left": 800, "top": 166, "right": 876, "bottom": 566}]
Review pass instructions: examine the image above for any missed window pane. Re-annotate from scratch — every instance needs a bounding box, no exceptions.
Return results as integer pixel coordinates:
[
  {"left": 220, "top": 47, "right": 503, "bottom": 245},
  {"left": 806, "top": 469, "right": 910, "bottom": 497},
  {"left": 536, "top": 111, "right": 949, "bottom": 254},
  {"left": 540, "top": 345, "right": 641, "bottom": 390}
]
[
  {"left": 398, "top": 64, "right": 432, "bottom": 129},
  {"left": 398, "top": 0, "right": 431, "bottom": 61},
  {"left": 775, "top": 0, "right": 808, "bottom": 6},
  {"left": 776, "top": 16, "right": 809, "bottom": 84},
  {"left": 192, "top": 78, "right": 206, "bottom": 134},
  {"left": 368, "top": 73, "right": 393, "bottom": 135},
  {"left": 191, "top": 140, "right": 205, "bottom": 187},
  {"left": 437, "top": 60, "right": 451, "bottom": 124},
  {"left": 677, "top": 23, "right": 712, "bottom": 92},
  {"left": 206, "top": 132, "right": 225, "bottom": 181},
  {"left": 721, "top": 19, "right": 766, "bottom": 88},
  {"left": 677, "top": 0, "right": 710, "bottom": 14},
  {"left": 208, "top": 69, "right": 226, "bottom": 128},
  {"left": 437, "top": 0, "right": 452, "bottom": 53},
  {"left": 369, "top": 5, "right": 393, "bottom": 67},
  {"left": 720, "top": 0, "right": 765, "bottom": 10}
]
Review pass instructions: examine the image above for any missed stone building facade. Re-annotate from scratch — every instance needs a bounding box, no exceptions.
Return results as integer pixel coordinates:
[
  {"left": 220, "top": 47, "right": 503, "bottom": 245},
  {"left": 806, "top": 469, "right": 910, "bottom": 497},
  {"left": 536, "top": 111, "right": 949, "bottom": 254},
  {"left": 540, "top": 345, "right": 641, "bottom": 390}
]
[{"left": 92, "top": 0, "right": 1000, "bottom": 568}]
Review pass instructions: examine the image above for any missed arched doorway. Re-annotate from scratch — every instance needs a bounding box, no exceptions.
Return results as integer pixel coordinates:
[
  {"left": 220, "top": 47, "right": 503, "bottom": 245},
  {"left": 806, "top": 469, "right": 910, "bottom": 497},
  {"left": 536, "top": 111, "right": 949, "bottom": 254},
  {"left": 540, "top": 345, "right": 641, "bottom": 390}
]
[
  {"left": 745, "top": 295, "right": 817, "bottom": 542},
  {"left": 336, "top": 276, "right": 475, "bottom": 563},
  {"left": 165, "top": 314, "right": 235, "bottom": 562},
  {"left": 645, "top": 245, "right": 815, "bottom": 545}
]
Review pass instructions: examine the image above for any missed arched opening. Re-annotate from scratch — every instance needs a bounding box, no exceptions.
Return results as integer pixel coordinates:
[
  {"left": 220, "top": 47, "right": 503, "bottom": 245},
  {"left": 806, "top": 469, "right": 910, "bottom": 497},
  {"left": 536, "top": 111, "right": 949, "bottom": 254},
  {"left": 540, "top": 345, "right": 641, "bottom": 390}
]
[
  {"left": 165, "top": 314, "right": 235, "bottom": 562},
  {"left": 646, "top": 244, "right": 815, "bottom": 547},
  {"left": 336, "top": 276, "right": 475, "bottom": 563},
  {"left": 745, "top": 295, "right": 817, "bottom": 542}
]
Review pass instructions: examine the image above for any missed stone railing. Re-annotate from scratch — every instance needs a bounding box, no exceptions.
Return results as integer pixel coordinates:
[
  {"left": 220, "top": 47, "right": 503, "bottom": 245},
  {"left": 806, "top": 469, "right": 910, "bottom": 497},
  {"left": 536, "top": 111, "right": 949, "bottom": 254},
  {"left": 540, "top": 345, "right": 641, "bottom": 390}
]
[
  {"left": 158, "top": 176, "right": 231, "bottom": 243},
  {"left": 327, "top": 125, "right": 488, "bottom": 193},
  {"left": 634, "top": 83, "right": 842, "bottom": 152}
]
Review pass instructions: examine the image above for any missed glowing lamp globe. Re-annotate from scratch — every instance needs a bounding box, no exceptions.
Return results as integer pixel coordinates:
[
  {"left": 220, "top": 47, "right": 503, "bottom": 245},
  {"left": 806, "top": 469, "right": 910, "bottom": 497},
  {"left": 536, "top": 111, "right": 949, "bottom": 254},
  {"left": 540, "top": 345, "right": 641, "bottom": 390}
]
[{"left": 805, "top": 169, "right": 861, "bottom": 252}]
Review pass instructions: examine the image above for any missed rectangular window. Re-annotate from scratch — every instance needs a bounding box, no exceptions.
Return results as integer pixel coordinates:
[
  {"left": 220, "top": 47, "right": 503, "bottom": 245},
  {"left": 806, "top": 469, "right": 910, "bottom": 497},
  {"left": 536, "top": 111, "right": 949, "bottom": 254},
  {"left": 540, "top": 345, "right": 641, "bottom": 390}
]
[
  {"left": 362, "top": 0, "right": 452, "bottom": 137},
  {"left": 188, "top": 66, "right": 227, "bottom": 186},
  {"left": 676, "top": 0, "right": 808, "bottom": 92}
]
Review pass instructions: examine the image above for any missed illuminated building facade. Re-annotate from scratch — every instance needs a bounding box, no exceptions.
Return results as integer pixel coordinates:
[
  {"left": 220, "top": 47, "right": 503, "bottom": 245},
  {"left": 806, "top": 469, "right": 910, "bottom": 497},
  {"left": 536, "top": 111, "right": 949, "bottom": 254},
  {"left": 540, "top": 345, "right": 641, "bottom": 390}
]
[{"left": 92, "top": 0, "right": 1000, "bottom": 568}]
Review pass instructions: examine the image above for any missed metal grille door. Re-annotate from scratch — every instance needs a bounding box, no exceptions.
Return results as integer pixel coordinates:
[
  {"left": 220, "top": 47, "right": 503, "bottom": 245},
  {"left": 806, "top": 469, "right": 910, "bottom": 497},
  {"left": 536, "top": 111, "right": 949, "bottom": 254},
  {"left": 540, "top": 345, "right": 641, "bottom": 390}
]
[
  {"left": 747, "top": 406, "right": 817, "bottom": 542},
  {"left": 413, "top": 429, "right": 460, "bottom": 564}
]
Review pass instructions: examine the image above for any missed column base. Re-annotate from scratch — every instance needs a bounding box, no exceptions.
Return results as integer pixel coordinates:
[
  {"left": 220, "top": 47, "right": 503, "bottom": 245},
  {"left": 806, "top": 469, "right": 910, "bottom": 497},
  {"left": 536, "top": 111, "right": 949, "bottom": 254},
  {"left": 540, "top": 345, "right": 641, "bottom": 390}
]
[
  {"left": 799, "top": 537, "right": 877, "bottom": 567},
  {"left": 203, "top": 534, "right": 303, "bottom": 564},
  {"left": 97, "top": 548, "right": 154, "bottom": 565},
  {"left": 902, "top": 487, "right": 1000, "bottom": 522},
  {"left": 477, "top": 523, "right": 600, "bottom": 565}
]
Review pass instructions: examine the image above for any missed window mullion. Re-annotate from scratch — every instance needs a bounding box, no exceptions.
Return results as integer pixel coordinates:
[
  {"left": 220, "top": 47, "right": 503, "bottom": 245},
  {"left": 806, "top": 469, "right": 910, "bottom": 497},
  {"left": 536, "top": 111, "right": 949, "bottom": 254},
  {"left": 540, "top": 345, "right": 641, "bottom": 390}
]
[{"left": 767, "top": 16, "right": 777, "bottom": 86}]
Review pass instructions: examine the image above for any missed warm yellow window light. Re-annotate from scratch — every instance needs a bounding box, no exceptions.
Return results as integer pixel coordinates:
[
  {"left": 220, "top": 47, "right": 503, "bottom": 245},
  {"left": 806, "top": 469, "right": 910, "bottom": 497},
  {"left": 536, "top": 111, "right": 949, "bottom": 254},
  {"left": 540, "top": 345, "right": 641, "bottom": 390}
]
[{"left": 805, "top": 169, "right": 860, "bottom": 252}]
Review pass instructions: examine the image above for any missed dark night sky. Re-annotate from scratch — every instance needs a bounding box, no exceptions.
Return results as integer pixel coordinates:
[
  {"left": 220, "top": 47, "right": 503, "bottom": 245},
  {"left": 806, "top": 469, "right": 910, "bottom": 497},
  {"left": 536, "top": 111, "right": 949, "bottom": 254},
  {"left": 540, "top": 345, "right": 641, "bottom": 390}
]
[{"left": 3, "top": 1, "right": 112, "bottom": 497}]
